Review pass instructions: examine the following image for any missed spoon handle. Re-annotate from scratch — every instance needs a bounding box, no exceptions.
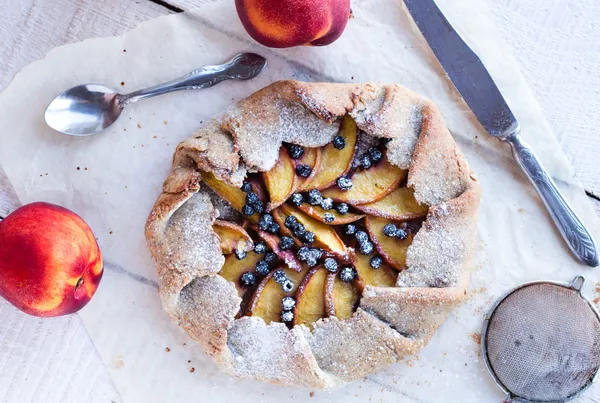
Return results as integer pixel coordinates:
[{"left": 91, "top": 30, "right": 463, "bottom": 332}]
[{"left": 118, "top": 53, "right": 266, "bottom": 106}]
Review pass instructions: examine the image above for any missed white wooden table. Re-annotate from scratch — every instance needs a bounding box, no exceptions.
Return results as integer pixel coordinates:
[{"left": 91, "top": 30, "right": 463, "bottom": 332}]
[{"left": 0, "top": 0, "right": 599, "bottom": 402}]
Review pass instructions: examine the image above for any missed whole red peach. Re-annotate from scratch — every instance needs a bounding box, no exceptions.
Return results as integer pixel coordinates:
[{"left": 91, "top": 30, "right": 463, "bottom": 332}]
[
  {"left": 235, "top": 0, "right": 351, "bottom": 48},
  {"left": 0, "top": 202, "right": 103, "bottom": 317}
]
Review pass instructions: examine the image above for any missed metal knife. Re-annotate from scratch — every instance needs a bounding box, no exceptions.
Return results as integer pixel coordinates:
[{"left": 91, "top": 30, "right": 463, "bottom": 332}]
[{"left": 403, "top": 0, "right": 599, "bottom": 267}]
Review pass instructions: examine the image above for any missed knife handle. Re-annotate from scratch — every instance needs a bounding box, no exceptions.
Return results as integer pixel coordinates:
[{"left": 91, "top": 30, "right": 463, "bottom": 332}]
[{"left": 507, "top": 132, "right": 599, "bottom": 267}]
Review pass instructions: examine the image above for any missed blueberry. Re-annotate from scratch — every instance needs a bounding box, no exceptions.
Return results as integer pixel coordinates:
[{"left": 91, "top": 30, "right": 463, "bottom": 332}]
[
  {"left": 309, "top": 248, "right": 323, "bottom": 260},
  {"left": 292, "top": 223, "right": 307, "bottom": 237},
  {"left": 281, "top": 310, "right": 294, "bottom": 322},
  {"left": 288, "top": 144, "right": 304, "bottom": 159},
  {"left": 305, "top": 248, "right": 322, "bottom": 267},
  {"left": 360, "top": 154, "right": 372, "bottom": 169},
  {"left": 253, "top": 241, "right": 267, "bottom": 254},
  {"left": 344, "top": 224, "right": 357, "bottom": 235},
  {"left": 332, "top": 135, "right": 346, "bottom": 150},
  {"left": 307, "top": 189, "right": 323, "bottom": 206},
  {"left": 339, "top": 267, "right": 356, "bottom": 282},
  {"left": 355, "top": 230, "right": 369, "bottom": 244},
  {"left": 324, "top": 257, "right": 338, "bottom": 273},
  {"left": 368, "top": 147, "right": 383, "bottom": 163},
  {"left": 273, "top": 269, "right": 287, "bottom": 284},
  {"left": 246, "top": 192, "right": 259, "bottom": 206},
  {"left": 396, "top": 228, "right": 408, "bottom": 240},
  {"left": 290, "top": 193, "right": 304, "bottom": 206},
  {"left": 297, "top": 246, "right": 311, "bottom": 261},
  {"left": 256, "top": 260, "right": 270, "bottom": 275},
  {"left": 264, "top": 252, "right": 277, "bottom": 264},
  {"left": 359, "top": 241, "right": 374, "bottom": 255},
  {"left": 240, "top": 271, "right": 256, "bottom": 286},
  {"left": 320, "top": 198, "right": 334, "bottom": 210},
  {"left": 252, "top": 200, "right": 264, "bottom": 214},
  {"left": 259, "top": 214, "right": 274, "bottom": 231},
  {"left": 383, "top": 223, "right": 398, "bottom": 237},
  {"left": 242, "top": 204, "right": 255, "bottom": 217},
  {"left": 295, "top": 164, "right": 312, "bottom": 178},
  {"left": 280, "top": 236, "right": 294, "bottom": 250},
  {"left": 282, "top": 279, "right": 294, "bottom": 293},
  {"left": 302, "top": 231, "right": 315, "bottom": 245},
  {"left": 306, "top": 257, "right": 319, "bottom": 267},
  {"left": 336, "top": 203, "right": 349, "bottom": 214},
  {"left": 282, "top": 296, "right": 296, "bottom": 311},
  {"left": 267, "top": 222, "right": 280, "bottom": 234},
  {"left": 284, "top": 215, "right": 298, "bottom": 228},
  {"left": 240, "top": 182, "right": 252, "bottom": 193},
  {"left": 234, "top": 249, "right": 247, "bottom": 260},
  {"left": 337, "top": 177, "right": 353, "bottom": 190},
  {"left": 323, "top": 213, "right": 335, "bottom": 223},
  {"left": 370, "top": 255, "right": 383, "bottom": 269}
]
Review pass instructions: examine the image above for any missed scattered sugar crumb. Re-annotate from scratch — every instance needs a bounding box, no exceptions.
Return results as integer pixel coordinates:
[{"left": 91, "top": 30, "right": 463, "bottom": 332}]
[
  {"left": 165, "top": 347, "right": 171, "bottom": 352},
  {"left": 309, "top": 392, "right": 314, "bottom": 398},
  {"left": 190, "top": 368, "right": 195, "bottom": 373},
  {"left": 137, "top": 124, "right": 142, "bottom": 129}
]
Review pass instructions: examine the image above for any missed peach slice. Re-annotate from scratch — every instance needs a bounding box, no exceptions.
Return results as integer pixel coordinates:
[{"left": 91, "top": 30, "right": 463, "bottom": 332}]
[
  {"left": 353, "top": 252, "right": 398, "bottom": 293},
  {"left": 263, "top": 148, "right": 297, "bottom": 211},
  {"left": 202, "top": 172, "right": 247, "bottom": 213},
  {"left": 294, "top": 147, "right": 323, "bottom": 192},
  {"left": 308, "top": 115, "right": 357, "bottom": 190},
  {"left": 279, "top": 204, "right": 350, "bottom": 259},
  {"left": 256, "top": 229, "right": 303, "bottom": 272},
  {"left": 355, "top": 187, "right": 428, "bottom": 221},
  {"left": 365, "top": 216, "right": 415, "bottom": 271},
  {"left": 325, "top": 272, "right": 360, "bottom": 319},
  {"left": 321, "top": 156, "right": 407, "bottom": 205},
  {"left": 297, "top": 204, "right": 364, "bottom": 225},
  {"left": 246, "top": 265, "right": 310, "bottom": 324},
  {"left": 218, "top": 251, "right": 263, "bottom": 297},
  {"left": 213, "top": 220, "right": 253, "bottom": 254},
  {"left": 293, "top": 266, "right": 328, "bottom": 327}
]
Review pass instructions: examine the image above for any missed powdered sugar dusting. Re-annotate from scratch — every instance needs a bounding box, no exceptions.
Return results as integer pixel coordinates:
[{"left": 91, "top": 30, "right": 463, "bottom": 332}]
[
  {"left": 226, "top": 317, "right": 332, "bottom": 389},
  {"left": 399, "top": 204, "right": 471, "bottom": 288},
  {"left": 163, "top": 191, "right": 224, "bottom": 278}
]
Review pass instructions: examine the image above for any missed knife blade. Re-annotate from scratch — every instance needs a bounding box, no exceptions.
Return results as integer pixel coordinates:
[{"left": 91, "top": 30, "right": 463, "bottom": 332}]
[{"left": 403, "top": 0, "right": 599, "bottom": 266}]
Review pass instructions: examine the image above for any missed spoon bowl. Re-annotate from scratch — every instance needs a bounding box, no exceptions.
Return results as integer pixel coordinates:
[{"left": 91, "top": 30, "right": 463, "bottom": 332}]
[
  {"left": 45, "top": 84, "right": 122, "bottom": 136},
  {"left": 44, "top": 53, "right": 267, "bottom": 137}
]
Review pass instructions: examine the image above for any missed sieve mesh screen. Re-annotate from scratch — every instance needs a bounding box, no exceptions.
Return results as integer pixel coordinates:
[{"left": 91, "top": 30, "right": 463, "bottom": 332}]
[{"left": 485, "top": 283, "right": 600, "bottom": 402}]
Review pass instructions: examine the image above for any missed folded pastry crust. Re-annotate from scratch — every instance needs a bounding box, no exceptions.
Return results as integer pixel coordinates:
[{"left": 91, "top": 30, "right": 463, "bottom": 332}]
[{"left": 145, "top": 81, "right": 481, "bottom": 389}]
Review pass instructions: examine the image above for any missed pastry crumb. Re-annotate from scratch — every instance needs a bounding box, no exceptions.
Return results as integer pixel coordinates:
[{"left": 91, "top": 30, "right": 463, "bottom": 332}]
[{"left": 165, "top": 347, "right": 171, "bottom": 352}]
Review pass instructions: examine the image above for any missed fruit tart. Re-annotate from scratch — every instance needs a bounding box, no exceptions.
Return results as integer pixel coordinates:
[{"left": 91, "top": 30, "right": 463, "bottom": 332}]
[{"left": 145, "top": 81, "right": 481, "bottom": 389}]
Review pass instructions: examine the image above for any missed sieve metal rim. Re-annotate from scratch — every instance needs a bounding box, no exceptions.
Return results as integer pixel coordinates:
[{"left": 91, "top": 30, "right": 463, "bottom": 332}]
[{"left": 481, "top": 275, "right": 600, "bottom": 403}]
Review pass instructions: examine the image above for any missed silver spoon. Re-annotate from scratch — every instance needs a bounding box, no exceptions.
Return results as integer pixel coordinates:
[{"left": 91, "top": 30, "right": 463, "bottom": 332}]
[{"left": 44, "top": 53, "right": 267, "bottom": 136}]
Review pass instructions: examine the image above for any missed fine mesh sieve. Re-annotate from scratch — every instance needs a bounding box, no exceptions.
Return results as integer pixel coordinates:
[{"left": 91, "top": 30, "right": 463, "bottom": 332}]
[{"left": 482, "top": 276, "right": 600, "bottom": 402}]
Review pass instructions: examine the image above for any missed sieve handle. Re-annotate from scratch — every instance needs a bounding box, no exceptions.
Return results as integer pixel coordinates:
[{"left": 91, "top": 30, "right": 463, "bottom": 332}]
[{"left": 507, "top": 131, "right": 599, "bottom": 267}]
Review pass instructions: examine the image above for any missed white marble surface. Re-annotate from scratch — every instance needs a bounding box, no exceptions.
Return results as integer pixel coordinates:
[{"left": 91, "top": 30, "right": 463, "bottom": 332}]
[{"left": 0, "top": 1, "right": 599, "bottom": 402}]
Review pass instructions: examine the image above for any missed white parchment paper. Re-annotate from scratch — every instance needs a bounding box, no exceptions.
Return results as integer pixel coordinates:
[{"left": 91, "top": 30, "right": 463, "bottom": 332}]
[{"left": 1, "top": 0, "right": 599, "bottom": 401}]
